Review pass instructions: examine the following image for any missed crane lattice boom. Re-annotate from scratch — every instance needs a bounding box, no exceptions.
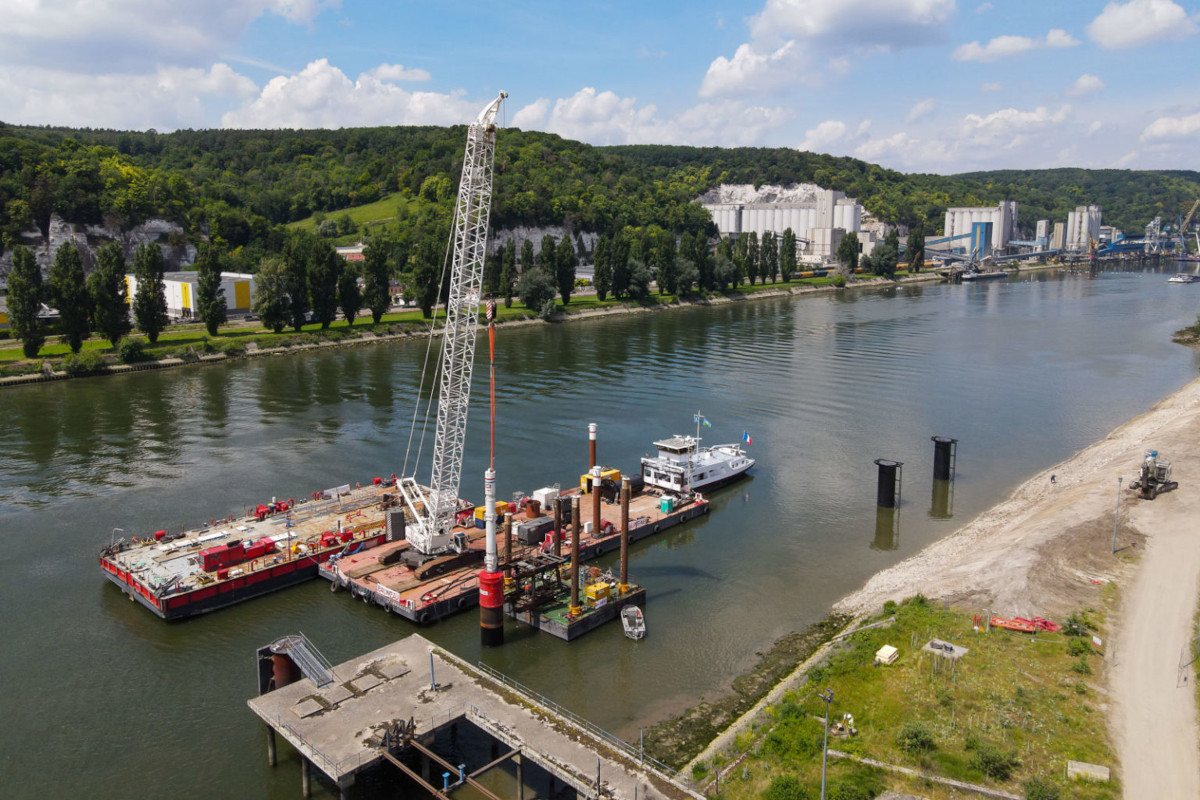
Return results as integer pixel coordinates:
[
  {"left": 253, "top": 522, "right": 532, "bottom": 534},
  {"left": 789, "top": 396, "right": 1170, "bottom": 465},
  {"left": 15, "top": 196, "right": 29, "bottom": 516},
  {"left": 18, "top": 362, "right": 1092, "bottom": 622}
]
[{"left": 400, "top": 91, "right": 506, "bottom": 556}]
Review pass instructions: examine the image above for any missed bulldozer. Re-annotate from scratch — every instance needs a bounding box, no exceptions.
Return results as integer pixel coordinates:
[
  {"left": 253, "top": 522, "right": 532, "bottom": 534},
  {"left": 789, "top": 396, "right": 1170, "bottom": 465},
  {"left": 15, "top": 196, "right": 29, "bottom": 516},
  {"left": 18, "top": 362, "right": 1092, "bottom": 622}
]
[{"left": 1128, "top": 450, "right": 1179, "bottom": 499}]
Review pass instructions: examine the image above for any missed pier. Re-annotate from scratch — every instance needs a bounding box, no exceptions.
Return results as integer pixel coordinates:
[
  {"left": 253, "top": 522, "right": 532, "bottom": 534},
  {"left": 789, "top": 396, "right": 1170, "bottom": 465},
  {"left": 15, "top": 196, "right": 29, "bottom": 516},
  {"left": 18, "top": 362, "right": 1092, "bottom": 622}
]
[{"left": 249, "top": 633, "right": 699, "bottom": 799}]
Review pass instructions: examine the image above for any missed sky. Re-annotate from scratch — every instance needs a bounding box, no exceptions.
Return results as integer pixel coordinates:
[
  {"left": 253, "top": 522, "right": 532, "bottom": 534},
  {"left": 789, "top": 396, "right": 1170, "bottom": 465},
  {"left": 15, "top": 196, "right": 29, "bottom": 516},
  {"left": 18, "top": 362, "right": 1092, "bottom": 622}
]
[{"left": 1, "top": 0, "right": 1198, "bottom": 175}]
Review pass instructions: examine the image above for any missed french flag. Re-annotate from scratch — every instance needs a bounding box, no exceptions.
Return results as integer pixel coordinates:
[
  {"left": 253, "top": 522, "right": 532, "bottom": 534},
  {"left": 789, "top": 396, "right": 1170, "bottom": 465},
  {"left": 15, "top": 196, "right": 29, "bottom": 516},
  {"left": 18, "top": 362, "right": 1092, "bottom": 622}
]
[{"left": 742, "top": 431, "right": 753, "bottom": 445}]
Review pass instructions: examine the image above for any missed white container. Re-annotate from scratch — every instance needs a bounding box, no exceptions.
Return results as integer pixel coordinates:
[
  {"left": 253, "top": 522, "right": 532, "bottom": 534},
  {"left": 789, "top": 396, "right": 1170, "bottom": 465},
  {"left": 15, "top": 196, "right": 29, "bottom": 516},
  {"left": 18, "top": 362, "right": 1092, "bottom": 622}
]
[{"left": 532, "top": 487, "right": 559, "bottom": 509}]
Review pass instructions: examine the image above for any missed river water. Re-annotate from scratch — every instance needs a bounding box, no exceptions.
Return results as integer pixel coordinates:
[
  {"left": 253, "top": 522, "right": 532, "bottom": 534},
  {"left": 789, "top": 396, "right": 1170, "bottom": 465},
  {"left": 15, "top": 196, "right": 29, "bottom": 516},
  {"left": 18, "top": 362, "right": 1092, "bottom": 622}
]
[{"left": 1, "top": 265, "right": 1197, "bottom": 798}]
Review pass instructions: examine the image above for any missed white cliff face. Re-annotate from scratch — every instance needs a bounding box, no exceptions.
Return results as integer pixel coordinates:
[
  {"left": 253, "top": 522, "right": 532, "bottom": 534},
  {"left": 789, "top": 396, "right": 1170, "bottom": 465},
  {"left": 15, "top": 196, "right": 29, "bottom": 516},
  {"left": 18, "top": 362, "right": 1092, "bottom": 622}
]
[
  {"left": 0, "top": 215, "right": 197, "bottom": 278},
  {"left": 490, "top": 226, "right": 597, "bottom": 260},
  {"left": 695, "top": 183, "right": 828, "bottom": 206}
]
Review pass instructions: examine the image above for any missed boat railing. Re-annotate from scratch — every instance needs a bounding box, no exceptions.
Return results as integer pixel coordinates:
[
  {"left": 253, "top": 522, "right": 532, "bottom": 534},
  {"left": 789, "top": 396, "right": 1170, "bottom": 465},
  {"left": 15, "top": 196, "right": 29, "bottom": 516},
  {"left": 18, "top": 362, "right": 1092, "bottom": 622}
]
[{"left": 474, "top": 661, "right": 684, "bottom": 784}]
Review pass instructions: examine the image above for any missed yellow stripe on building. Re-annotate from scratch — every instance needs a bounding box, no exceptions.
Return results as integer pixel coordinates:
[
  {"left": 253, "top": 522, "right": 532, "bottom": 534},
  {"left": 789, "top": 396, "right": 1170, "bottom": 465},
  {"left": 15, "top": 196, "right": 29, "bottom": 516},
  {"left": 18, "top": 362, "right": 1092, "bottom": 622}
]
[{"left": 234, "top": 281, "right": 251, "bottom": 310}]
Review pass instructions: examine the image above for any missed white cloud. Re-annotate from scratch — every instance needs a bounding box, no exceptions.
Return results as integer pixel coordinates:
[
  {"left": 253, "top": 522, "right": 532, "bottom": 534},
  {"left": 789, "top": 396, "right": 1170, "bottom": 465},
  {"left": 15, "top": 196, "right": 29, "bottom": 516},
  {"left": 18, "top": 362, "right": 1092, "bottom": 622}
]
[
  {"left": 531, "top": 87, "right": 792, "bottom": 147},
  {"left": 1067, "top": 74, "right": 1106, "bottom": 96},
  {"left": 366, "top": 64, "right": 431, "bottom": 83},
  {"left": 797, "top": 120, "right": 848, "bottom": 151},
  {"left": 1087, "top": 0, "right": 1197, "bottom": 49},
  {"left": 976, "top": 2, "right": 993, "bottom": 12},
  {"left": 1088, "top": 120, "right": 1104, "bottom": 135},
  {"left": 856, "top": 119, "right": 873, "bottom": 136},
  {"left": 0, "top": 1, "right": 341, "bottom": 71},
  {"left": 748, "top": 0, "right": 955, "bottom": 46},
  {"left": 1116, "top": 151, "right": 1139, "bottom": 166},
  {"left": 1141, "top": 111, "right": 1200, "bottom": 141},
  {"left": 953, "top": 29, "right": 1079, "bottom": 62},
  {"left": 1045, "top": 29, "right": 1080, "bottom": 48},
  {"left": 511, "top": 98, "right": 551, "bottom": 130},
  {"left": 961, "top": 105, "right": 1071, "bottom": 137},
  {"left": 699, "top": 41, "right": 805, "bottom": 97},
  {"left": 855, "top": 132, "right": 950, "bottom": 167},
  {"left": 221, "top": 59, "right": 478, "bottom": 129},
  {"left": 905, "top": 98, "right": 936, "bottom": 122},
  {"left": 0, "top": 62, "right": 258, "bottom": 129},
  {"left": 981, "top": 82, "right": 1003, "bottom": 92},
  {"left": 704, "top": 0, "right": 954, "bottom": 97}
]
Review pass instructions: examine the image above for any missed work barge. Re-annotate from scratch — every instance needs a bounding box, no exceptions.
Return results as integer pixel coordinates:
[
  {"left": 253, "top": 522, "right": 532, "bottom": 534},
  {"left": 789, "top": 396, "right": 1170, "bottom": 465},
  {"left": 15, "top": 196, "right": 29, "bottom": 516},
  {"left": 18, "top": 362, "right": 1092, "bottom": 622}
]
[{"left": 251, "top": 633, "right": 700, "bottom": 799}]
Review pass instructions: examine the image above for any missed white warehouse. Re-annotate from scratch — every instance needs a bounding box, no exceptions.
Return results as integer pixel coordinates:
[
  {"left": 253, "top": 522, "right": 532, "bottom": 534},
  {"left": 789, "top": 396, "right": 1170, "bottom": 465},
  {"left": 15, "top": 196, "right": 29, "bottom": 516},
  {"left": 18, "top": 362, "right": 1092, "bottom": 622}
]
[
  {"left": 703, "top": 188, "right": 865, "bottom": 242},
  {"left": 125, "top": 271, "right": 256, "bottom": 320},
  {"left": 1066, "top": 205, "right": 1102, "bottom": 251},
  {"left": 943, "top": 202, "right": 1019, "bottom": 253}
]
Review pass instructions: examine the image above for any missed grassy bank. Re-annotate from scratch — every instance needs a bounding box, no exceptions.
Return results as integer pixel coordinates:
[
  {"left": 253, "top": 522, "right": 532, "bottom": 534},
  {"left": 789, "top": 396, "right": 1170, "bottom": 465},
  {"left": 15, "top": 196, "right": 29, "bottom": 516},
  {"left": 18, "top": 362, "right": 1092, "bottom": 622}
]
[{"left": 699, "top": 597, "right": 1116, "bottom": 800}]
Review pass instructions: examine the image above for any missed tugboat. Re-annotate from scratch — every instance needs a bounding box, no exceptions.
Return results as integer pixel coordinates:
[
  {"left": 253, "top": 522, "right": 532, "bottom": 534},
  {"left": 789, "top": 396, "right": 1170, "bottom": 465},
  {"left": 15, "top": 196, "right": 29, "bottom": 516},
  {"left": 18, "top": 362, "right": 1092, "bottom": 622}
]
[{"left": 640, "top": 413, "right": 754, "bottom": 494}]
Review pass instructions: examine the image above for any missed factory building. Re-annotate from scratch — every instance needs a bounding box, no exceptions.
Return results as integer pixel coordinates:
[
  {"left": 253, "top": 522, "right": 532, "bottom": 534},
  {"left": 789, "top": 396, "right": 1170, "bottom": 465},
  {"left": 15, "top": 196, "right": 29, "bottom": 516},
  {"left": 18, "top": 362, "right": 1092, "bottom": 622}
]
[
  {"left": 125, "top": 271, "right": 256, "bottom": 320},
  {"left": 1066, "top": 205, "right": 1102, "bottom": 251},
  {"left": 942, "top": 202, "right": 1018, "bottom": 254},
  {"left": 703, "top": 189, "right": 865, "bottom": 243}
]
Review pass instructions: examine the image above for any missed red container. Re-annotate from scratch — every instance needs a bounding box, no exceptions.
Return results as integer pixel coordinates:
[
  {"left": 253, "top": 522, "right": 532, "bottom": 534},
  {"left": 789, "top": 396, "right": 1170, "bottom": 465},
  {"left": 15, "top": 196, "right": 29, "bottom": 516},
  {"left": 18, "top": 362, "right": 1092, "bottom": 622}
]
[
  {"left": 320, "top": 533, "right": 338, "bottom": 548},
  {"left": 257, "top": 537, "right": 276, "bottom": 553},
  {"left": 373, "top": 477, "right": 383, "bottom": 486},
  {"left": 217, "top": 569, "right": 229, "bottom": 580},
  {"left": 340, "top": 531, "right": 354, "bottom": 543},
  {"left": 154, "top": 530, "right": 166, "bottom": 541},
  {"left": 201, "top": 546, "right": 228, "bottom": 571}
]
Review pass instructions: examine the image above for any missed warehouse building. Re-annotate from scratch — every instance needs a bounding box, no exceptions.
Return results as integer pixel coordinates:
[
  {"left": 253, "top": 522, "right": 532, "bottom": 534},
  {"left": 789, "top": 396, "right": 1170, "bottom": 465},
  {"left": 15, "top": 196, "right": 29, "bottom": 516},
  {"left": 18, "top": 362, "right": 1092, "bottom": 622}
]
[{"left": 125, "top": 272, "right": 256, "bottom": 320}]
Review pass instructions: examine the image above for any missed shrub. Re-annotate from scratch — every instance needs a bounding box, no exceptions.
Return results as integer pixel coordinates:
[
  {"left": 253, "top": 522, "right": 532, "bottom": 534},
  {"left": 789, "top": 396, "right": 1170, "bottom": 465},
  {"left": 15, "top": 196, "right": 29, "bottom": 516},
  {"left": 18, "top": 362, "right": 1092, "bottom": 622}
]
[
  {"left": 0, "top": 330, "right": 9, "bottom": 340},
  {"left": 1074, "top": 682, "right": 1087, "bottom": 695},
  {"left": 1023, "top": 776, "right": 1061, "bottom": 800},
  {"left": 1067, "top": 638, "right": 1092, "bottom": 657},
  {"left": 61, "top": 350, "right": 108, "bottom": 375},
  {"left": 763, "top": 775, "right": 811, "bottom": 800},
  {"left": 970, "top": 743, "right": 1021, "bottom": 781},
  {"left": 882, "top": 600, "right": 897, "bottom": 615},
  {"left": 896, "top": 721, "right": 937, "bottom": 754},
  {"left": 691, "top": 762, "right": 708, "bottom": 780},
  {"left": 117, "top": 339, "right": 150, "bottom": 363},
  {"left": 832, "top": 273, "right": 847, "bottom": 287},
  {"left": 829, "top": 766, "right": 884, "bottom": 799},
  {"left": 539, "top": 298, "right": 558, "bottom": 320},
  {"left": 762, "top": 716, "right": 825, "bottom": 761},
  {"left": 1071, "top": 656, "right": 1092, "bottom": 675}
]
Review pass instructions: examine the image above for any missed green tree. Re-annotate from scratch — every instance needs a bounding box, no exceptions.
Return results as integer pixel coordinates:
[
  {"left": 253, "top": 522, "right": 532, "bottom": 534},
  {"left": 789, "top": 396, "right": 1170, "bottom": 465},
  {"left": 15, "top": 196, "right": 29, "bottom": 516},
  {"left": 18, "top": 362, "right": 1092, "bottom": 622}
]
[
  {"left": 612, "top": 232, "right": 631, "bottom": 298},
  {"left": 338, "top": 261, "right": 362, "bottom": 326},
  {"left": 253, "top": 255, "right": 291, "bottom": 333},
  {"left": 194, "top": 240, "right": 228, "bottom": 336},
  {"left": 309, "top": 244, "right": 342, "bottom": 329},
  {"left": 627, "top": 258, "right": 651, "bottom": 299},
  {"left": 88, "top": 242, "right": 132, "bottom": 346},
  {"left": 361, "top": 238, "right": 391, "bottom": 324},
  {"left": 7, "top": 245, "right": 46, "bottom": 358},
  {"left": 283, "top": 235, "right": 313, "bottom": 331},
  {"left": 836, "top": 231, "right": 860, "bottom": 275},
  {"left": 761, "top": 231, "right": 779, "bottom": 283},
  {"left": 675, "top": 256, "right": 698, "bottom": 295},
  {"left": 538, "top": 234, "right": 557, "bottom": 275},
  {"left": 555, "top": 236, "right": 577, "bottom": 305},
  {"left": 50, "top": 243, "right": 91, "bottom": 353},
  {"left": 655, "top": 230, "right": 678, "bottom": 295},
  {"left": 499, "top": 239, "right": 517, "bottom": 308},
  {"left": 410, "top": 238, "right": 440, "bottom": 318},
  {"left": 745, "top": 231, "right": 760, "bottom": 285},
  {"left": 132, "top": 241, "right": 169, "bottom": 343},
  {"left": 520, "top": 239, "right": 535, "bottom": 274},
  {"left": 593, "top": 234, "right": 612, "bottom": 301},
  {"left": 906, "top": 221, "right": 926, "bottom": 271},
  {"left": 713, "top": 253, "right": 737, "bottom": 290},
  {"left": 516, "top": 264, "right": 556, "bottom": 315},
  {"left": 780, "top": 228, "right": 798, "bottom": 282}
]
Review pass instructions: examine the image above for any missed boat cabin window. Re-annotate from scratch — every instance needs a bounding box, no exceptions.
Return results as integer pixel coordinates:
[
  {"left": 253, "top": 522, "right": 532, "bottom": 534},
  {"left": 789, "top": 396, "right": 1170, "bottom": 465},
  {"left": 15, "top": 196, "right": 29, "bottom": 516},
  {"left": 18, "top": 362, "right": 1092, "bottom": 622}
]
[{"left": 696, "top": 473, "right": 705, "bottom": 481}]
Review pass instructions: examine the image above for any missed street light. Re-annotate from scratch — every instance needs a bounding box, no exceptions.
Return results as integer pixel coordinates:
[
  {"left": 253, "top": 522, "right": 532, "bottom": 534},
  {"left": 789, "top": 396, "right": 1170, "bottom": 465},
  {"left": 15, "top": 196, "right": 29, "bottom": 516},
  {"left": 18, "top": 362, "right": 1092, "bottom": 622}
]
[
  {"left": 1112, "top": 476, "right": 1123, "bottom": 554},
  {"left": 819, "top": 688, "right": 834, "bottom": 800}
]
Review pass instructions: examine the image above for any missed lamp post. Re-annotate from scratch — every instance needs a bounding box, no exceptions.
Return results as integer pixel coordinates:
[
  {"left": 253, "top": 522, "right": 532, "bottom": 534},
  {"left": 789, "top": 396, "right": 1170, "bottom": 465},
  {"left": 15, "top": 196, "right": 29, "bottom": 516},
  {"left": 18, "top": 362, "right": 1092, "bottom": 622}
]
[
  {"left": 1112, "top": 476, "right": 1123, "bottom": 554},
  {"left": 819, "top": 688, "right": 834, "bottom": 800}
]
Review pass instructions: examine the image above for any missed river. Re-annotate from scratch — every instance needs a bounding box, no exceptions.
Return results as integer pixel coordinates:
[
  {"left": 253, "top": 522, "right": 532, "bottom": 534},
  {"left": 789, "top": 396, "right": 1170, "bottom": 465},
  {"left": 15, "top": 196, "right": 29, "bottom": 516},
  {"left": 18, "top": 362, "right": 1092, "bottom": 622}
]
[{"left": 1, "top": 265, "right": 1197, "bottom": 798}]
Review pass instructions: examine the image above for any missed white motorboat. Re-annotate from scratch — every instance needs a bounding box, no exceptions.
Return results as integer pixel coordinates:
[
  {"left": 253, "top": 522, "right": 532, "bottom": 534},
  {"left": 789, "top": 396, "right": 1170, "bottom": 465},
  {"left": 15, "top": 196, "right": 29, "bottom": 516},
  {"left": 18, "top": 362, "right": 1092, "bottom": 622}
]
[
  {"left": 640, "top": 414, "right": 754, "bottom": 494},
  {"left": 1168, "top": 273, "right": 1197, "bottom": 284},
  {"left": 622, "top": 605, "right": 645, "bottom": 639}
]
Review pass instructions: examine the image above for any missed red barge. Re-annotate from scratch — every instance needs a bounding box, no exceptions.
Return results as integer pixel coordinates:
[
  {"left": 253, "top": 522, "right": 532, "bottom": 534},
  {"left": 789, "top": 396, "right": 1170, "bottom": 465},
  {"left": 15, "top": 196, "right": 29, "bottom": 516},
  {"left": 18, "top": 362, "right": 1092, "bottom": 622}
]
[{"left": 99, "top": 480, "right": 395, "bottom": 619}]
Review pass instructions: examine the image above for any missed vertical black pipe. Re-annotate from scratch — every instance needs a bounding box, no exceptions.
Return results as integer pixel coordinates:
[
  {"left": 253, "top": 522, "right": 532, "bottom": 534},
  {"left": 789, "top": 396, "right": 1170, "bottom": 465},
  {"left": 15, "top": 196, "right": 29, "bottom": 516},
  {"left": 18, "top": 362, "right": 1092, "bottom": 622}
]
[
  {"left": 875, "top": 459, "right": 902, "bottom": 508},
  {"left": 932, "top": 436, "right": 957, "bottom": 481}
]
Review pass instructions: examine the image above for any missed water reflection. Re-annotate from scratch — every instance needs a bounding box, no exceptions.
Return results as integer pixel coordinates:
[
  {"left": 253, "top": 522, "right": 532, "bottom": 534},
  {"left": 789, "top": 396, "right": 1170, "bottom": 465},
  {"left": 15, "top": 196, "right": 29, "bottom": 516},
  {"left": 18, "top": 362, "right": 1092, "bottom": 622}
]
[
  {"left": 872, "top": 507, "right": 899, "bottom": 551},
  {"left": 929, "top": 479, "right": 954, "bottom": 520}
]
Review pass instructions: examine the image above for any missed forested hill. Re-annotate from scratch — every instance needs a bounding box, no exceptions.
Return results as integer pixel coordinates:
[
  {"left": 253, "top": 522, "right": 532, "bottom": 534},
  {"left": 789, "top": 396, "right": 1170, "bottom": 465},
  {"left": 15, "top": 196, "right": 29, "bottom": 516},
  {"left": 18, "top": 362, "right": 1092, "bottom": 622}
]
[{"left": 2, "top": 120, "right": 1198, "bottom": 267}]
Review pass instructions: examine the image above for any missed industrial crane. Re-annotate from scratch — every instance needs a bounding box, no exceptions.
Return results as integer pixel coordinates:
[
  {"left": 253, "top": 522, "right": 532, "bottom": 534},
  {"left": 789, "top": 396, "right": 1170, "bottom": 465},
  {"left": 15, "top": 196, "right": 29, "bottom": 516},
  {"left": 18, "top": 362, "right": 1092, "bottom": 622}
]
[
  {"left": 397, "top": 91, "right": 506, "bottom": 560},
  {"left": 1181, "top": 198, "right": 1200, "bottom": 253}
]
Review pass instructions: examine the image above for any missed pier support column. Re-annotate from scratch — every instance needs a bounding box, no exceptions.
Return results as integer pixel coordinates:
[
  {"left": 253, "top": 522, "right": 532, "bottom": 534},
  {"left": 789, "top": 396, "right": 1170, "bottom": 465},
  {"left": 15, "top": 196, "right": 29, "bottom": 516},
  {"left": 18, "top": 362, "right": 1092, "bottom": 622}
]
[
  {"left": 591, "top": 466, "right": 602, "bottom": 540},
  {"left": 553, "top": 498, "right": 563, "bottom": 558},
  {"left": 266, "top": 726, "right": 277, "bottom": 767},
  {"left": 502, "top": 512, "right": 514, "bottom": 591},
  {"left": 588, "top": 422, "right": 597, "bottom": 469},
  {"left": 570, "top": 496, "right": 582, "bottom": 615},
  {"left": 517, "top": 750, "right": 524, "bottom": 800},
  {"left": 619, "top": 478, "right": 631, "bottom": 593},
  {"left": 301, "top": 757, "right": 311, "bottom": 798}
]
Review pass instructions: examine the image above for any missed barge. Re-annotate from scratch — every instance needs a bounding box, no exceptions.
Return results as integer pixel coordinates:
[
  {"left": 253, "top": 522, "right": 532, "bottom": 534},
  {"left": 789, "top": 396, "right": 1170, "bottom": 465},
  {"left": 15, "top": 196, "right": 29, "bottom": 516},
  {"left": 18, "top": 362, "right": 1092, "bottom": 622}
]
[{"left": 99, "top": 481, "right": 395, "bottom": 619}]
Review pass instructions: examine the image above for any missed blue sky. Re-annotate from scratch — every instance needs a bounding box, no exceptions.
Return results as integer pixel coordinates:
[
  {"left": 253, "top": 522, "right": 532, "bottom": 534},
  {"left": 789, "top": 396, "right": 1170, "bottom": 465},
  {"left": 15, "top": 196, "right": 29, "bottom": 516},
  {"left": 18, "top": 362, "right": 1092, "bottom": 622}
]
[{"left": 1, "top": 0, "right": 1198, "bottom": 174}]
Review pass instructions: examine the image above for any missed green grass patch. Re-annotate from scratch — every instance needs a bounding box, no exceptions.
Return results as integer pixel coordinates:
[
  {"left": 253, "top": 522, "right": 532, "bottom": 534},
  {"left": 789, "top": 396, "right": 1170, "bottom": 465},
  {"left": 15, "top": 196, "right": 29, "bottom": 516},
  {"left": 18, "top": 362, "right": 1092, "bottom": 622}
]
[
  {"left": 287, "top": 191, "right": 415, "bottom": 232},
  {"left": 710, "top": 597, "right": 1118, "bottom": 800}
]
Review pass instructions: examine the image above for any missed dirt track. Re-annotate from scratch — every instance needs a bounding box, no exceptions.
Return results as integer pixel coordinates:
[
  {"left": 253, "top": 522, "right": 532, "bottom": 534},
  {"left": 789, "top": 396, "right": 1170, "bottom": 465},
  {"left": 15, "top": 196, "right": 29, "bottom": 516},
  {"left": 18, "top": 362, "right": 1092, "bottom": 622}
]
[{"left": 834, "top": 376, "right": 1200, "bottom": 796}]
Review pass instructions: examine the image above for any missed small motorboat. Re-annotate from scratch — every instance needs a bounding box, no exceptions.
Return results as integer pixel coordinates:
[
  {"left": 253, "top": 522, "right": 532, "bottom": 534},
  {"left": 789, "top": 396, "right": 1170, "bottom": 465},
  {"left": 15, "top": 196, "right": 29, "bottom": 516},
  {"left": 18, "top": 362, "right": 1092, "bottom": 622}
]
[
  {"left": 622, "top": 605, "right": 646, "bottom": 640},
  {"left": 1167, "top": 273, "right": 1197, "bottom": 284}
]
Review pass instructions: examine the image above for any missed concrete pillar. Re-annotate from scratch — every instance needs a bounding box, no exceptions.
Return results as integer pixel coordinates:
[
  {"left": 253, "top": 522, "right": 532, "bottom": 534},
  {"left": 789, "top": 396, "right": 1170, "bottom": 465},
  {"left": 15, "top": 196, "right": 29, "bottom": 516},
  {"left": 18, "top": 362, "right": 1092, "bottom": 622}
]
[
  {"left": 301, "top": 757, "right": 311, "bottom": 798},
  {"left": 266, "top": 726, "right": 277, "bottom": 767},
  {"left": 517, "top": 751, "right": 524, "bottom": 800}
]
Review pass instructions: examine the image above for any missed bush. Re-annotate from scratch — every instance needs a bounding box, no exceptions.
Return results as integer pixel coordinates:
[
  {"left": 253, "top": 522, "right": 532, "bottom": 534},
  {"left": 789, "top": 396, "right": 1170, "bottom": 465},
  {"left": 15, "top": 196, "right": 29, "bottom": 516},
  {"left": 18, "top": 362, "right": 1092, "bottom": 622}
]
[
  {"left": 1067, "top": 638, "right": 1093, "bottom": 657},
  {"left": 762, "top": 716, "right": 825, "bottom": 761},
  {"left": 117, "top": 339, "right": 150, "bottom": 363},
  {"left": 763, "top": 775, "right": 811, "bottom": 800},
  {"left": 61, "top": 350, "right": 108, "bottom": 375},
  {"left": 828, "top": 766, "right": 884, "bottom": 799},
  {"left": 1023, "top": 776, "right": 1061, "bottom": 800},
  {"left": 691, "top": 762, "right": 708, "bottom": 780},
  {"left": 970, "top": 743, "right": 1020, "bottom": 781},
  {"left": 832, "top": 273, "right": 847, "bottom": 287},
  {"left": 539, "top": 298, "right": 558, "bottom": 320},
  {"left": 882, "top": 600, "right": 897, "bottom": 615},
  {"left": 1070, "top": 656, "right": 1092, "bottom": 675},
  {"left": 896, "top": 721, "right": 937, "bottom": 754},
  {"left": 0, "top": 330, "right": 9, "bottom": 339}
]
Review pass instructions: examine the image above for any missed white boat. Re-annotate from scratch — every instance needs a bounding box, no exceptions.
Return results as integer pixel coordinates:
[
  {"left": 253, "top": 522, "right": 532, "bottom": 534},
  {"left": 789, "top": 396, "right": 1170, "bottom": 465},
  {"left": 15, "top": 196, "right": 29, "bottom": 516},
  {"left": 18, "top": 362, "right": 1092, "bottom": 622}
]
[
  {"left": 1167, "top": 273, "right": 1197, "bottom": 284},
  {"left": 622, "top": 605, "right": 645, "bottom": 639},
  {"left": 640, "top": 415, "right": 755, "bottom": 494}
]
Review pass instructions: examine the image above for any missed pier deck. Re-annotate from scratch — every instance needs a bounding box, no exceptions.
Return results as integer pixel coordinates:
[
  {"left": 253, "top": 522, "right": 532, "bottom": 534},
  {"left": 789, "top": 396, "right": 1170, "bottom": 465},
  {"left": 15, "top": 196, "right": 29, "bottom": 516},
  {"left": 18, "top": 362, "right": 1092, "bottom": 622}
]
[{"left": 248, "top": 634, "right": 699, "bottom": 799}]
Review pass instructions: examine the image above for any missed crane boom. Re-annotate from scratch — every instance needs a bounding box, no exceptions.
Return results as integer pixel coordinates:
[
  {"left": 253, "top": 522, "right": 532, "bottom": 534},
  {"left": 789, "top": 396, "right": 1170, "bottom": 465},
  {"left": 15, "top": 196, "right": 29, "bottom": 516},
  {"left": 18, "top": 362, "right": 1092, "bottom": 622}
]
[
  {"left": 400, "top": 91, "right": 506, "bottom": 556},
  {"left": 1182, "top": 198, "right": 1200, "bottom": 250}
]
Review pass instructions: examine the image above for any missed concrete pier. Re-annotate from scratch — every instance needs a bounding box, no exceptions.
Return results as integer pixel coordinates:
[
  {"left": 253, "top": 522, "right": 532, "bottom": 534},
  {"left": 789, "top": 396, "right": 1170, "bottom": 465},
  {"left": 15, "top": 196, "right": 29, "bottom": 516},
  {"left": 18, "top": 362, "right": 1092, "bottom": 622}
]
[{"left": 249, "top": 634, "right": 698, "bottom": 799}]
